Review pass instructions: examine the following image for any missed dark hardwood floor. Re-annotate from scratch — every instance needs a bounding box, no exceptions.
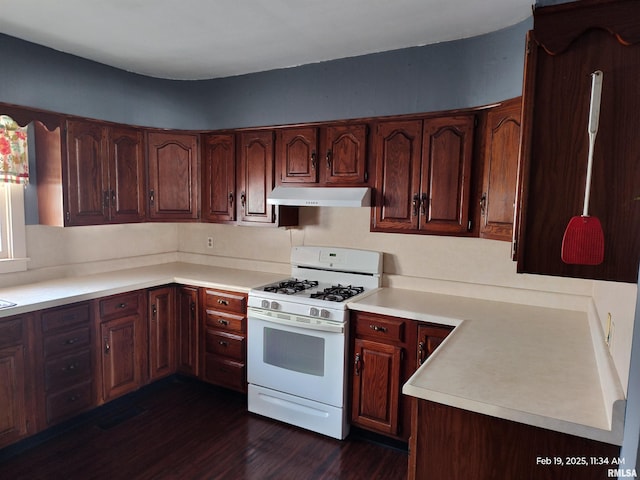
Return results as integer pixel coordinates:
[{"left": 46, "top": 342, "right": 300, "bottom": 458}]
[{"left": 0, "top": 377, "right": 408, "bottom": 480}]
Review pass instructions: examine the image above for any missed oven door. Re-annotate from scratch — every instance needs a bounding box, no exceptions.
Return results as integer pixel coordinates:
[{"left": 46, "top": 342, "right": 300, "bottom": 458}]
[{"left": 247, "top": 307, "right": 346, "bottom": 408}]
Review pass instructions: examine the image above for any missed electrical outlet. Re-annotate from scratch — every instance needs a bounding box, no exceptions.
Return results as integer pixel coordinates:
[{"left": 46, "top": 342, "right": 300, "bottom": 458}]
[{"left": 207, "top": 237, "right": 213, "bottom": 248}]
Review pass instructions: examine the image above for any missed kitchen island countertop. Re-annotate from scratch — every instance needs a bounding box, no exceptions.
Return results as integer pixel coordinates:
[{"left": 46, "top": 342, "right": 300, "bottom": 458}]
[{"left": 348, "top": 287, "right": 626, "bottom": 446}]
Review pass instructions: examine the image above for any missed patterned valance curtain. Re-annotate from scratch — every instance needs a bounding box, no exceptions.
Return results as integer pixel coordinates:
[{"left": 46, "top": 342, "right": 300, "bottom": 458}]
[{"left": 0, "top": 115, "right": 29, "bottom": 184}]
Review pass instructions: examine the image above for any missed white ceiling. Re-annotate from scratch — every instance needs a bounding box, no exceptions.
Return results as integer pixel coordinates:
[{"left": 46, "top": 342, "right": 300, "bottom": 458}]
[{"left": 0, "top": 0, "right": 534, "bottom": 80}]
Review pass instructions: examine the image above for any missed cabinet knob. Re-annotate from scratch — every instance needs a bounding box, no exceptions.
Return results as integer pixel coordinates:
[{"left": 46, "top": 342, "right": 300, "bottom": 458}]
[
  {"left": 229, "top": 192, "right": 234, "bottom": 207},
  {"left": 217, "top": 299, "right": 229, "bottom": 306},
  {"left": 418, "top": 341, "right": 426, "bottom": 365},
  {"left": 369, "top": 324, "right": 387, "bottom": 333},
  {"left": 149, "top": 189, "right": 155, "bottom": 206},
  {"left": 218, "top": 340, "right": 228, "bottom": 347},
  {"left": 240, "top": 192, "right": 246, "bottom": 208},
  {"left": 420, "top": 193, "right": 428, "bottom": 216},
  {"left": 326, "top": 150, "right": 333, "bottom": 169},
  {"left": 354, "top": 353, "right": 361, "bottom": 376},
  {"left": 104, "top": 337, "right": 110, "bottom": 354},
  {"left": 311, "top": 151, "right": 317, "bottom": 169},
  {"left": 217, "top": 318, "right": 229, "bottom": 326}
]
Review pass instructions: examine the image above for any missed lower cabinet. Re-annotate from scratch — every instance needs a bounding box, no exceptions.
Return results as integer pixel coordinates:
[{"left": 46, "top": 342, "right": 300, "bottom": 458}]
[
  {"left": 148, "top": 286, "right": 176, "bottom": 381},
  {"left": 408, "top": 400, "right": 620, "bottom": 480},
  {"left": 96, "top": 291, "right": 147, "bottom": 403},
  {"left": 37, "top": 302, "right": 94, "bottom": 428},
  {"left": 176, "top": 285, "right": 200, "bottom": 377},
  {"left": 350, "top": 311, "right": 418, "bottom": 441},
  {"left": 0, "top": 313, "right": 36, "bottom": 449},
  {"left": 350, "top": 311, "right": 452, "bottom": 442},
  {"left": 201, "top": 288, "right": 248, "bottom": 393}
]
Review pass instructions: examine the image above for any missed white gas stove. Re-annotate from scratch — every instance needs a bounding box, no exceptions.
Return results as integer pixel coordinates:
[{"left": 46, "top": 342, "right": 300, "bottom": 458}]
[{"left": 247, "top": 246, "right": 383, "bottom": 439}]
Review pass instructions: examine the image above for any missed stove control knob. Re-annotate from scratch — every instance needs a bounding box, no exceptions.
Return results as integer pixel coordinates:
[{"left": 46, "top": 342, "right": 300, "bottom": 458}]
[
  {"left": 270, "top": 301, "right": 280, "bottom": 310},
  {"left": 320, "top": 309, "right": 331, "bottom": 319},
  {"left": 261, "top": 300, "right": 270, "bottom": 309},
  {"left": 309, "top": 307, "right": 319, "bottom": 317}
]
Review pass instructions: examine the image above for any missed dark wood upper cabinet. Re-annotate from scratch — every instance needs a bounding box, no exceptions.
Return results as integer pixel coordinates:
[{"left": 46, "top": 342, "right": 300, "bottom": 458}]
[
  {"left": 277, "top": 127, "right": 319, "bottom": 184},
  {"left": 479, "top": 98, "right": 521, "bottom": 242},
  {"left": 420, "top": 115, "right": 475, "bottom": 234},
  {"left": 65, "top": 120, "right": 109, "bottom": 225},
  {"left": 275, "top": 123, "right": 368, "bottom": 186},
  {"left": 35, "top": 119, "right": 145, "bottom": 226},
  {"left": 238, "top": 131, "right": 275, "bottom": 224},
  {"left": 516, "top": 0, "right": 640, "bottom": 282},
  {"left": 322, "top": 124, "right": 368, "bottom": 185},
  {"left": 372, "top": 120, "right": 423, "bottom": 232},
  {"left": 372, "top": 115, "right": 475, "bottom": 235},
  {"left": 202, "top": 133, "right": 236, "bottom": 223},
  {"left": 147, "top": 131, "right": 199, "bottom": 221},
  {"left": 109, "top": 127, "right": 146, "bottom": 223}
]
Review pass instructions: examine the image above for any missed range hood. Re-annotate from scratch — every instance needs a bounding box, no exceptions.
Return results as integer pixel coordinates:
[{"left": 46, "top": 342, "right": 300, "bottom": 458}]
[{"left": 267, "top": 186, "right": 371, "bottom": 207}]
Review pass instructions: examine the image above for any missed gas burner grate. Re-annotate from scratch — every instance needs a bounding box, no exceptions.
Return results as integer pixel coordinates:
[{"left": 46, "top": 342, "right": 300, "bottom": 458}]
[
  {"left": 263, "top": 279, "right": 319, "bottom": 295},
  {"left": 310, "top": 284, "right": 365, "bottom": 302}
]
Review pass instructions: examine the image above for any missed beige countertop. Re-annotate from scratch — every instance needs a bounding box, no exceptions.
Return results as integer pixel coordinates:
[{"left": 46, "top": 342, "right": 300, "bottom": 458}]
[
  {"left": 0, "top": 262, "right": 286, "bottom": 318},
  {"left": 348, "top": 288, "right": 626, "bottom": 446}
]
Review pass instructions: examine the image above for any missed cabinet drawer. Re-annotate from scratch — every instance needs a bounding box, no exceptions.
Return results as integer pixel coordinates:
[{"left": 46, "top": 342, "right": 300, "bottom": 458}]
[
  {"left": 204, "top": 309, "right": 245, "bottom": 333},
  {"left": 41, "top": 303, "right": 90, "bottom": 333},
  {"left": 99, "top": 292, "right": 141, "bottom": 319},
  {"left": 0, "top": 318, "right": 23, "bottom": 349},
  {"left": 205, "top": 330, "right": 245, "bottom": 361},
  {"left": 46, "top": 381, "right": 93, "bottom": 425},
  {"left": 43, "top": 326, "right": 91, "bottom": 358},
  {"left": 204, "top": 354, "right": 246, "bottom": 392},
  {"left": 354, "top": 313, "right": 405, "bottom": 343},
  {"left": 44, "top": 349, "right": 92, "bottom": 392},
  {"left": 203, "top": 289, "right": 247, "bottom": 313}
]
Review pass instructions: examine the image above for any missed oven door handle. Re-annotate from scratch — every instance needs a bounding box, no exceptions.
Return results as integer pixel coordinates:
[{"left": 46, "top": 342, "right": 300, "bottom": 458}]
[{"left": 248, "top": 307, "right": 344, "bottom": 334}]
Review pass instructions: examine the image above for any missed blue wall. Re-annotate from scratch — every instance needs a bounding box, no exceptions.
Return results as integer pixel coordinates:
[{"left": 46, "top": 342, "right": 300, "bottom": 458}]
[
  {"left": 0, "top": 18, "right": 531, "bottom": 131},
  {"left": 0, "top": 18, "right": 532, "bottom": 224}
]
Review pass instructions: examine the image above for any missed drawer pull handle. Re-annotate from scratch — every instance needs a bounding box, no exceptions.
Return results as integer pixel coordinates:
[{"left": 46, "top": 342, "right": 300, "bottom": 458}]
[
  {"left": 217, "top": 299, "right": 229, "bottom": 306},
  {"left": 63, "top": 362, "right": 79, "bottom": 372},
  {"left": 104, "top": 337, "right": 110, "bottom": 354},
  {"left": 217, "top": 319, "right": 229, "bottom": 326},
  {"left": 67, "top": 395, "right": 79, "bottom": 403},
  {"left": 354, "top": 353, "right": 361, "bottom": 376},
  {"left": 117, "top": 303, "right": 127, "bottom": 309},
  {"left": 65, "top": 337, "right": 79, "bottom": 345},
  {"left": 418, "top": 341, "right": 426, "bottom": 365},
  {"left": 369, "top": 324, "right": 387, "bottom": 333},
  {"left": 218, "top": 341, "right": 228, "bottom": 347}
]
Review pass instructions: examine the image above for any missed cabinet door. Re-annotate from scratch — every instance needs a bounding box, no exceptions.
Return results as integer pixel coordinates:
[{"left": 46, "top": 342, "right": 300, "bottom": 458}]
[
  {"left": 0, "top": 345, "right": 29, "bottom": 448},
  {"left": 372, "top": 120, "right": 423, "bottom": 231},
  {"left": 100, "top": 314, "right": 145, "bottom": 402},
  {"left": 351, "top": 338, "right": 402, "bottom": 436},
  {"left": 65, "top": 120, "right": 109, "bottom": 225},
  {"left": 202, "top": 133, "right": 236, "bottom": 222},
  {"left": 517, "top": 3, "right": 640, "bottom": 282},
  {"left": 480, "top": 99, "right": 521, "bottom": 242},
  {"left": 420, "top": 115, "right": 475, "bottom": 234},
  {"left": 416, "top": 324, "right": 452, "bottom": 367},
  {"left": 238, "top": 131, "right": 275, "bottom": 223},
  {"left": 277, "top": 127, "right": 318, "bottom": 184},
  {"left": 323, "top": 124, "right": 368, "bottom": 185},
  {"left": 148, "top": 286, "right": 176, "bottom": 381},
  {"left": 147, "top": 132, "right": 199, "bottom": 221},
  {"left": 109, "top": 126, "right": 146, "bottom": 223},
  {"left": 176, "top": 286, "right": 199, "bottom": 377}
]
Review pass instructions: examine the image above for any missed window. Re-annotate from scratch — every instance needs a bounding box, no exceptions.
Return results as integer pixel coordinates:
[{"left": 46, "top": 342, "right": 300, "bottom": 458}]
[
  {"left": 0, "top": 183, "right": 27, "bottom": 272},
  {"left": 0, "top": 115, "right": 29, "bottom": 273}
]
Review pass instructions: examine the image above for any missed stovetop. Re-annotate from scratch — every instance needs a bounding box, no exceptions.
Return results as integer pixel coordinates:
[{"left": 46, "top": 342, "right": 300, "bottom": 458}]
[{"left": 259, "top": 279, "right": 365, "bottom": 303}]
